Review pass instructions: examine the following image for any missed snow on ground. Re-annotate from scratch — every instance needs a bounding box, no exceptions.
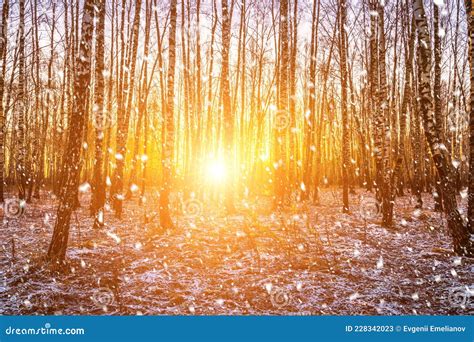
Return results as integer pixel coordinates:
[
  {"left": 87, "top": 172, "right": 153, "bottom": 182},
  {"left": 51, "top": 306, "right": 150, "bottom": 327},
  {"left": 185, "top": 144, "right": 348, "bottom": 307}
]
[{"left": 0, "top": 188, "right": 473, "bottom": 315}]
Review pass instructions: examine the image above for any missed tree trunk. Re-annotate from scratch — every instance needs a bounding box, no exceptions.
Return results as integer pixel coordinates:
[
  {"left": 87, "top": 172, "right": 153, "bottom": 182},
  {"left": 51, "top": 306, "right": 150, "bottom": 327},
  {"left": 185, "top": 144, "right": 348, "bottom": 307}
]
[
  {"left": 465, "top": 0, "right": 474, "bottom": 233},
  {"left": 159, "top": 0, "right": 178, "bottom": 229},
  {"left": 127, "top": 0, "right": 152, "bottom": 200},
  {"left": 433, "top": 3, "right": 444, "bottom": 212},
  {"left": 392, "top": 13, "right": 415, "bottom": 214},
  {"left": 16, "top": 0, "right": 27, "bottom": 200},
  {"left": 221, "top": 0, "right": 234, "bottom": 212},
  {"left": 111, "top": 0, "right": 142, "bottom": 218},
  {"left": 369, "top": 0, "right": 382, "bottom": 202},
  {"left": 289, "top": 0, "right": 298, "bottom": 185},
  {"left": 275, "top": 0, "right": 289, "bottom": 207},
  {"left": 91, "top": 0, "right": 107, "bottom": 229},
  {"left": 302, "top": 0, "right": 319, "bottom": 202},
  {"left": 0, "top": 0, "right": 9, "bottom": 203},
  {"left": 339, "top": 0, "right": 350, "bottom": 213},
  {"left": 47, "top": 0, "right": 95, "bottom": 264},
  {"left": 377, "top": 2, "right": 392, "bottom": 227},
  {"left": 413, "top": 0, "right": 472, "bottom": 256}
]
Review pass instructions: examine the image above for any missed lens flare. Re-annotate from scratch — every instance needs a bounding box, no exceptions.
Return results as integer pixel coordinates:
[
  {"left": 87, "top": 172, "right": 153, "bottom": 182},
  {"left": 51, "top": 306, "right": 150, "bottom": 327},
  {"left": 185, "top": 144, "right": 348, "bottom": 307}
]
[{"left": 207, "top": 160, "right": 226, "bottom": 182}]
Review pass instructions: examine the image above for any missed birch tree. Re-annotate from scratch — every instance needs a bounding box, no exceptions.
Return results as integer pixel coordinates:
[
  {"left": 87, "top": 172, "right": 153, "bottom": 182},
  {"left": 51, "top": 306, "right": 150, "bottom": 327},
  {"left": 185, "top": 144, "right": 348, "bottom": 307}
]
[
  {"left": 159, "top": 0, "right": 178, "bottom": 229},
  {"left": 91, "top": 0, "right": 107, "bottom": 229},
  {"left": 465, "top": 0, "right": 474, "bottom": 233},
  {"left": 377, "top": 1, "right": 392, "bottom": 227},
  {"left": 221, "top": 0, "right": 234, "bottom": 212},
  {"left": 412, "top": 0, "right": 473, "bottom": 256},
  {"left": 433, "top": 2, "right": 444, "bottom": 212},
  {"left": 111, "top": 0, "right": 142, "bottom": 218},
  {"left": 275, "top": 0, "right": 290, "bottom": 207},
  {"left": 0, "top": 0, "right": 9, "bottom": 203},
  {"left": 339, "top": 0, "right": 350, "bottom": 213},
  {"left": 47, "top": 0, "right": 96, "bottom": 264},
  {"left": 17, "top": 0, "right": 27, "bottom": 200}
]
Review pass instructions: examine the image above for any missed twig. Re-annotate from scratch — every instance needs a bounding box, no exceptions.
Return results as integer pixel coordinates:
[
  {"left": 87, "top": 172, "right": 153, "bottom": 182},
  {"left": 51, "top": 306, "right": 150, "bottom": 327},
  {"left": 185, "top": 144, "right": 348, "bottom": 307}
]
[
  {"left": 322, "top": 224, "right": 338, "bottom": 270},
  {"left": 11, "top": 236, "right": 15, "bottom": 261}
]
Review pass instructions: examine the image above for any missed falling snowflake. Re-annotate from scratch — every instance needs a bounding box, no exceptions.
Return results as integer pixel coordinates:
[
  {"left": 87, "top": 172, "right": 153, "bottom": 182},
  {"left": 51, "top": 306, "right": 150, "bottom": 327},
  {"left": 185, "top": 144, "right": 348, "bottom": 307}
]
[
  {"left": 349, "top": 293, "right": 360, "bottom": 301},
  {"left": 376, "top": 256, "right": 384, "bottom": 269},
  {"left": 106, "top": 231, "right": 121, "bottom": 244},
  {"left": 79, "top": 182, "right": 91, "bottom": 192},
  {"left": 296, "top": 282, "right": 303, "bottom": 291}
]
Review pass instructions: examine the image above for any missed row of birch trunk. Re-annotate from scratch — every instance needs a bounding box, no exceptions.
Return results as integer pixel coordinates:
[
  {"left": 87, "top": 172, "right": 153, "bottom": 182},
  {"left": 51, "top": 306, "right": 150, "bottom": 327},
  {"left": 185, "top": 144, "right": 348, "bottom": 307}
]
[{"left": 0, "top": 0, "right": 472, "bottom": 264}]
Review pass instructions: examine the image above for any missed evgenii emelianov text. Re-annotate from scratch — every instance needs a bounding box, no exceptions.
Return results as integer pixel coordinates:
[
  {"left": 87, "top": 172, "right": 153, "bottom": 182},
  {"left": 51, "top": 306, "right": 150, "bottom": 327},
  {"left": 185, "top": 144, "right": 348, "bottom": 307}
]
[{"left": 403, "top": 325, "right": 466, "bottom": 334}]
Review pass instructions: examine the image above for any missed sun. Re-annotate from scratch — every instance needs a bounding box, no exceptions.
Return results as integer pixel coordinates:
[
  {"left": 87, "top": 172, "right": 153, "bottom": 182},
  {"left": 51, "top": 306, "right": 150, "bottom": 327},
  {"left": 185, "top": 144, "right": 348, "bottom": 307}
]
[{"left": 207, "top": 160, "right": 227, "bottom": 182}]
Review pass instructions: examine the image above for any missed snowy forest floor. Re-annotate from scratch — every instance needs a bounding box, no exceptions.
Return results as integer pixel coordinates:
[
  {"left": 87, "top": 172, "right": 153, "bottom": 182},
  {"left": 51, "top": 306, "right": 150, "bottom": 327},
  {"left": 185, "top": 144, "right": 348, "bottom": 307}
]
[{"left": 0, "top": 188, "right": 473, "bottom": 315}]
